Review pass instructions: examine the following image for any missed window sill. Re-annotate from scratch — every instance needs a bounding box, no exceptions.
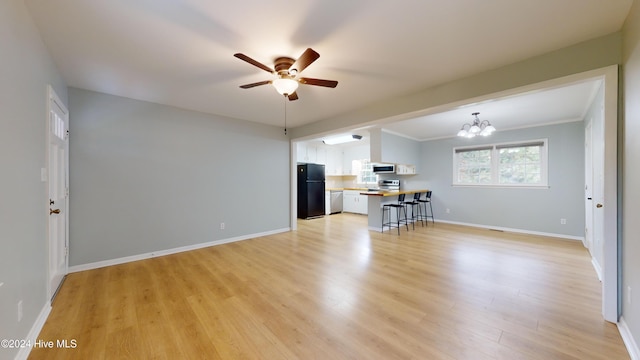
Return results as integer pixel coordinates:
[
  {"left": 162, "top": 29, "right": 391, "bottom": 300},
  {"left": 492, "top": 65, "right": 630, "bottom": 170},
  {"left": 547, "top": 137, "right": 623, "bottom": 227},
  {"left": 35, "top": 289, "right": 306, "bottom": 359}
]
[{"left": 452, "top": 184, "right": 549, "bottom": 189}]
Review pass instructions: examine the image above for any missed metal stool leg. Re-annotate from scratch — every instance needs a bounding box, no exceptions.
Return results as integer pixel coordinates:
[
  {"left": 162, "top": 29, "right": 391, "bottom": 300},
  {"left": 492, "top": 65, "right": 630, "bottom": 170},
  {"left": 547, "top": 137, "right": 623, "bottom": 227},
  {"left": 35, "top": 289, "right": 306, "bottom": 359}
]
[
  {"left": 428, "top": 201, "right": 434, "bottom": 224},
  {"left": 382, "top": 206, "right": 388, "bottom": 233},
  {"left": 395, "top": 206, "right": 401, "bottom": 235}
]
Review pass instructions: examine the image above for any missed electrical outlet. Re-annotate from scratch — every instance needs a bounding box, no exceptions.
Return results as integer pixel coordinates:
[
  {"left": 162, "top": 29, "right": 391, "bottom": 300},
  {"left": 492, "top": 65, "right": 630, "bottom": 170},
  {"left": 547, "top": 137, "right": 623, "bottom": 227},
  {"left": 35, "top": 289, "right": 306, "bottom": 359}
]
[
  {"left": 446, "top": 208, "right": 450, "bottom": 214},
  {"left": 18, "top": 300, "right": 23, "bottom": 322},
  {"left": 560, "top": 218, "right": 567, "bottom": 225},
  {"left": 220, "top": 222, "right": 225, "bottom": 230}
]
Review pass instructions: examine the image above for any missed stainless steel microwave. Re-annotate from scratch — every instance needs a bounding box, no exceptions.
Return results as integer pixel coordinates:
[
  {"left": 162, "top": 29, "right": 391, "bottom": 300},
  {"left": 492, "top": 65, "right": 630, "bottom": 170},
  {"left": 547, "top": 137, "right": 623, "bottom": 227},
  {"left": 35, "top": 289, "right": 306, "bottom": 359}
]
[{"left": 372, "top": 163, "right": 396, "bottom": 173}]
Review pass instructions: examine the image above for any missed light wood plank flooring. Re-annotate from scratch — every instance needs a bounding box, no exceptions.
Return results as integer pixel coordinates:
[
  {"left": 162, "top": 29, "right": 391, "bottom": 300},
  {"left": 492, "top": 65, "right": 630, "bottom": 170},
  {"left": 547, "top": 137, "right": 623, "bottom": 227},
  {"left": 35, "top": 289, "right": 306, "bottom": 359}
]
[{"left": 29, "top": 214, "right": 629, "bottom": 359}]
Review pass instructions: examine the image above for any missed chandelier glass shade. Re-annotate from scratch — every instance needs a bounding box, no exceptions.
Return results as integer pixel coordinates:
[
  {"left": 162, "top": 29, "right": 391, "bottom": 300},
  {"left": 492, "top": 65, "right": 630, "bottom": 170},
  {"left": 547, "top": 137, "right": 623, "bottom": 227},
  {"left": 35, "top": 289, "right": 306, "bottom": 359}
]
[{"left": 457, "top": 112, "right": 496, "bottom": 138}]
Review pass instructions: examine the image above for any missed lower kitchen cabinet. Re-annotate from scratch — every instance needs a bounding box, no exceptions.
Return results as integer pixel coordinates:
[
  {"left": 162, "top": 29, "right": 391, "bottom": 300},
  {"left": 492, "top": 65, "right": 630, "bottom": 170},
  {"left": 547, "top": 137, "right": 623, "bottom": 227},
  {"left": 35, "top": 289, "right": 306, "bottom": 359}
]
[{"left": 343, "top": 190, "right": 368, "bottom": 214}]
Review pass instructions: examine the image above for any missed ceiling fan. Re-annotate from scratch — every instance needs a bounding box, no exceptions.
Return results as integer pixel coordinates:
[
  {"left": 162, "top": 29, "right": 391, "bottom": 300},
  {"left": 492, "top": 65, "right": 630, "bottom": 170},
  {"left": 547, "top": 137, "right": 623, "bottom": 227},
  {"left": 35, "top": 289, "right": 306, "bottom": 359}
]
[{"left": 234, "top": 48, "right": 338, "bottom": 101}]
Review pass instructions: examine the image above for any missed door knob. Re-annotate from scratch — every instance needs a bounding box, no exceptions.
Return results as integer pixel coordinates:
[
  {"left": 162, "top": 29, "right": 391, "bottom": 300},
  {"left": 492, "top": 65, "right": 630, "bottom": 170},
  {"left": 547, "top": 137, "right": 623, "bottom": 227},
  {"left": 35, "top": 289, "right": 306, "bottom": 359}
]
[
  {"left": 596, "top": 203, "right": 603, "bottom": 208},
  {"left": 50, "top": 208, "right": 61, "bottom": 215}
]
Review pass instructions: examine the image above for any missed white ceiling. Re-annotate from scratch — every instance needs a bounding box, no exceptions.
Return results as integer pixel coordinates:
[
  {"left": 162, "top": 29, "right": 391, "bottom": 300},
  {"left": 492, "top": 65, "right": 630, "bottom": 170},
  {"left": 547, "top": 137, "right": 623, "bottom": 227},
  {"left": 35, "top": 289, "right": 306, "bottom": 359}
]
[
  {"left": 381, "top": 79, "right": 603, "bottom": 141},
  {"left": 25, "top": 0, "right": 631, "bottom": 137}
]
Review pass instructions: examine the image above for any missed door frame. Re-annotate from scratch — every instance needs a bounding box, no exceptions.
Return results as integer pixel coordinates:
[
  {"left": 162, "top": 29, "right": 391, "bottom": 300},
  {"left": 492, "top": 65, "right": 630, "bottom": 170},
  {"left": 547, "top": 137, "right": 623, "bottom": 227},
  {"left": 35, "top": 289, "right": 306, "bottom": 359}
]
[
  {"left": 599, "top": 65, "right": 618, "bottom": 322},
  {"left": 46, "top": 85, "right": 70, "bottom": 302}
]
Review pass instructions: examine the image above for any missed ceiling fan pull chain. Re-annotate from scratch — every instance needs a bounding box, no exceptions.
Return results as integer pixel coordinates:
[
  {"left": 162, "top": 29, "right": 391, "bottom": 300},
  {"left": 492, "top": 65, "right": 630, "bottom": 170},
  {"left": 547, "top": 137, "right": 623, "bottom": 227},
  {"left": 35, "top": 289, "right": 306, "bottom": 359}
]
[{"left": 284, "top": 94, "right": 287, "bottom": 135}]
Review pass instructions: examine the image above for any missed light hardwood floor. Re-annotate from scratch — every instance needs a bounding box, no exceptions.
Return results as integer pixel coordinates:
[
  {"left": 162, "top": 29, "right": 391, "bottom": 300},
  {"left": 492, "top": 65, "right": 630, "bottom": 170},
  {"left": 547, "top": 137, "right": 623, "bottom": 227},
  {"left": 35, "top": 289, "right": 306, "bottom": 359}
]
[{"left": 29, "top": 214, "right": 629, "bottom": 359}]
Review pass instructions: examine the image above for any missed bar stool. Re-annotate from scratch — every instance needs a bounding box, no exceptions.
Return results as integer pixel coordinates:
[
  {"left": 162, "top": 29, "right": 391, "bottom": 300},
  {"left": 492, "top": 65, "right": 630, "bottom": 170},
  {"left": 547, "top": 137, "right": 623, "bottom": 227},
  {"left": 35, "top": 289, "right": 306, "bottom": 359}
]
[
  {"left": 382, "top": 193, "right": 409, "bottom": 235},
  {"left": 418, "top": 191, "right": 435, "bottom": 225},
  {"left": 403, "top": 192, "right": 423, "bottom": 227}
]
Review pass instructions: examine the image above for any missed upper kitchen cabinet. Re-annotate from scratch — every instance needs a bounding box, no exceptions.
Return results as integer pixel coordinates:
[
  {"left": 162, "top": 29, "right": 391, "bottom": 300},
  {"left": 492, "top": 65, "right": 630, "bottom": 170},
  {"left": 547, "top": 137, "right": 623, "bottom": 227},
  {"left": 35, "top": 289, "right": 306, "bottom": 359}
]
[
  {"left": 297, "top": 136, "right": 371, "bottom": 176},
  {"left": 325, "top": 147, "right": 344, "bottom": 175},
  {"left": 297, "top": 143, "right": 346, "bottom": 175},
  {"left": 297, "top": 143, "right": 326, "bottom": 164},
  {"left": 395, "top": 164, "right": 417, "bottom": 175}
]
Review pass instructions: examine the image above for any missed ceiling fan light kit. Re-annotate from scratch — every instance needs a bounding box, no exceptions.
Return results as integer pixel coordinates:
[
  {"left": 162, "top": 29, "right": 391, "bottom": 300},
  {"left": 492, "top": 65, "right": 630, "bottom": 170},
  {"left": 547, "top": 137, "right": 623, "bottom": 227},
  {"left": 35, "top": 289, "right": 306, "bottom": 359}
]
[{"left": 457, "top": 112, "right": 496, "bottom": 138}]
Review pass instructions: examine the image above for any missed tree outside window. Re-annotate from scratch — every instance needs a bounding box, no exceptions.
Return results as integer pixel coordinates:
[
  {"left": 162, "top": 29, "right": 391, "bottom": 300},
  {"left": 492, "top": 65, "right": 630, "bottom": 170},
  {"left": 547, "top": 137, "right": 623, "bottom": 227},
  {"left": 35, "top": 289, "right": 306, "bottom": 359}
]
[{"left": 454, "top": 140, "right": 547, "bottom": 187}]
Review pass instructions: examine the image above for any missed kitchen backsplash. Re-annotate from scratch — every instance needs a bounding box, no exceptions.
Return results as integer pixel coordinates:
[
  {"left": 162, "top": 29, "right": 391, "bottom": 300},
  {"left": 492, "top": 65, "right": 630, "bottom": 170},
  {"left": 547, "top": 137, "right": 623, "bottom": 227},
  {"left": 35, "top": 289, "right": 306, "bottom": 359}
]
[{"left": 326, "top": 175, "right": 368, "bottom": 189}]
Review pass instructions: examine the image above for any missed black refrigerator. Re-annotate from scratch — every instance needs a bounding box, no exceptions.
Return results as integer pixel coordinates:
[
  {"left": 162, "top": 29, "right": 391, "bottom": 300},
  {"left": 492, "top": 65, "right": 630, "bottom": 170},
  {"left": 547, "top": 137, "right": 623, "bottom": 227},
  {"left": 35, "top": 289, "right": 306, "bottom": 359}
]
[{"left": 297, "top": 163, "right": 325, "bottom": 219}]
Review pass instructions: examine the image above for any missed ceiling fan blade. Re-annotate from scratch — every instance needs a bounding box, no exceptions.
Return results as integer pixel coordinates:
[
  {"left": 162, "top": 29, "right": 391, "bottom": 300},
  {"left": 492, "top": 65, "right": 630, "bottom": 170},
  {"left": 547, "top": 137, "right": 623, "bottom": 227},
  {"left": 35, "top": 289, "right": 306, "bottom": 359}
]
[
  {"left": 290, "top": 48, "right": 320, "bottom": 74},
  {"left": 239, "top": 80, "right": 272, "bottom": 89},
  {"left": 298, "top": 77, "right": 338, "bottom": 88},
  {"left": 234, "top": 53, "right": 274, "bottom": 74},
  {"left": 288, "top": 92, "right": 299, "bottom": 101}
]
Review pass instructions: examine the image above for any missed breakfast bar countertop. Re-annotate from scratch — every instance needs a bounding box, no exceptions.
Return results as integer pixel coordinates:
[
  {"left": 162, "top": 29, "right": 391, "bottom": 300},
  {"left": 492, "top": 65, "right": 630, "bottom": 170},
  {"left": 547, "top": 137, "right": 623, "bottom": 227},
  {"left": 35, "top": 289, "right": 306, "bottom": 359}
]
[{"left": 360, "top": 189, "right": 429, "bottom": 197}]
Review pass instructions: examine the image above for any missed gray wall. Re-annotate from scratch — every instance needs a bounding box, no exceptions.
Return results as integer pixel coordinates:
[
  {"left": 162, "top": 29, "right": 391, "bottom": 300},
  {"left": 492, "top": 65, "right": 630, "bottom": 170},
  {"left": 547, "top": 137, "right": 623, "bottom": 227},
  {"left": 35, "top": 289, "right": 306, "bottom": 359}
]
[
  {"left": 418, "top": 122, "right": 585, "bottom": 237},
  {"left": 0, "top": 1, "right": 68, "bottom": 359},
  {"left": 68, "top": 88, "right": 290, "bottom": 266},
  {"left": 381, "top": 131, "right": 421, "bottom": 169},
  {"left": 622, "top": 0, "right": 640, "bottom": 351}
]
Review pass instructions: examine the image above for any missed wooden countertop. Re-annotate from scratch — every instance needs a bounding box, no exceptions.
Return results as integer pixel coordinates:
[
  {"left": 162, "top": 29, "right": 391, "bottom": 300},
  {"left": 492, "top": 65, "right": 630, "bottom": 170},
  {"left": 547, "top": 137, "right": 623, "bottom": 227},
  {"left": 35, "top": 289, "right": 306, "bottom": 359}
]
[
  {"left": 326, "top": 187, "right": 368, "bottom": 191},
  {"left": 360, "top": 189, "right": 429, "bottom": 197}
]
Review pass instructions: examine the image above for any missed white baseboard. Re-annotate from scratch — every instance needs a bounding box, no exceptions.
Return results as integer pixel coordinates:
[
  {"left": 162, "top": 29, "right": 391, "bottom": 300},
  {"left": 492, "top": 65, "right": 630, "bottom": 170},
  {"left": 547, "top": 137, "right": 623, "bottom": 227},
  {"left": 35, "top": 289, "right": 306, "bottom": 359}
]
[
  {"left": 69, "top": 228, "right": 290, "bottom": 273},
  {"left": 370, "top": 220, "right": 582, "bottom": 241},
  {"left": 618, "top": 316, "right": 640, "bottom": 360},
  {"left": 435, "top": 219, "right": 584, "bottom": 241},
  {"left": 14, "top": 302, "right": 52, "bottom": 360},
  {"left": 591, "top": 257, "right": 603, "bottom": 281}
]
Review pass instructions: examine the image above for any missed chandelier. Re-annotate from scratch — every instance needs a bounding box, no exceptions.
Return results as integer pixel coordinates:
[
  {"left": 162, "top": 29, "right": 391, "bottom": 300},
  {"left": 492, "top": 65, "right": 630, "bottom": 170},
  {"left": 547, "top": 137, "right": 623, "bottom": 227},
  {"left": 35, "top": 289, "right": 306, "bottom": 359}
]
[{"left": 457, "top": 112, "right": 496, "bottom": 138}]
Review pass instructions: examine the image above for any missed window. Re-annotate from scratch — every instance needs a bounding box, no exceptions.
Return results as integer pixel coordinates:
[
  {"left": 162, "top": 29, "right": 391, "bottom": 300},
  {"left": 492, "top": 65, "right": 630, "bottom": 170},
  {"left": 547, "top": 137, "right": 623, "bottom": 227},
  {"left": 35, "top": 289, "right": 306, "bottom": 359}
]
[
  {"left": 352, "top": 159, "right": 377, "bottom": 184},
  {"left": 453, "top": 140, "right": 547, "bottom": 187}
]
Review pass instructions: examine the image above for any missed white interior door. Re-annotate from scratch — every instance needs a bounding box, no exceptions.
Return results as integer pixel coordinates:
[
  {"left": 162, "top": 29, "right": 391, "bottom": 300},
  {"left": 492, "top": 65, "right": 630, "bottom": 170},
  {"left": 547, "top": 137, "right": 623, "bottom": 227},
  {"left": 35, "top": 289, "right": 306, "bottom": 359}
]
[
  {"left": 584, "top": 121, "right": 594, "bottom": 253},
  {"left": 592, "top": 110, "right": 605, "bottom": 277},
  {"left": 48, "top": 86, "right": 69, "bottom": 301}
]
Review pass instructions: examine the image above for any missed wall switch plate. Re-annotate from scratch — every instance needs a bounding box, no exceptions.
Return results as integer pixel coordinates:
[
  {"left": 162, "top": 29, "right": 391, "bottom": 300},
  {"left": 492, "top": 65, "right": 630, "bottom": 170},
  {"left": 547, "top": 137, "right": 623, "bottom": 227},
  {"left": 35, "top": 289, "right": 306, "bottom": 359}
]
[{"left": 628, "top": 286, "right": 632, "bottom": 304}]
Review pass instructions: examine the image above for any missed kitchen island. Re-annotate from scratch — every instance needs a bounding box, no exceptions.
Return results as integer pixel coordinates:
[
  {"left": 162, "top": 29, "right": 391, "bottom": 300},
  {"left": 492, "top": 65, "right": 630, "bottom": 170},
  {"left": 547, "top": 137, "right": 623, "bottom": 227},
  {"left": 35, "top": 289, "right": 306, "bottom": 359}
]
[{"left": 360, "top": 189, "right": 429, "bottom": 232}]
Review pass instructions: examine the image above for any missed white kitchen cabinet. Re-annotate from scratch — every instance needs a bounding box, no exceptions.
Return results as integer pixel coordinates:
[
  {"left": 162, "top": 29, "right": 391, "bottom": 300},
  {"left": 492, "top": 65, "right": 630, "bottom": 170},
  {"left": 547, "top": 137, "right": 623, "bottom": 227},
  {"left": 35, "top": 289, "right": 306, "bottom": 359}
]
[
  {"left": 316, "top": 147, "right": 327, "bottom": 165},
  {"left": 297, "top": 143, "right": 327, "bottom": 165},
  {"left": 396, "top": 164, "right": 416, "bottom": 175},
  {"left": 325, "top": 148, "right": 343, "bottom": 175},
  {"left": 357, "top": 194, "right": 368, "bottom": 214},
  {"left": 343, "top": 190, "right": 368, "bottom": 214},
  {"left": 325, "top": 191, "right": 331, "bottom": 215},
  {"left": 343, "top": 191, "right": 357, "bottom": 213}
]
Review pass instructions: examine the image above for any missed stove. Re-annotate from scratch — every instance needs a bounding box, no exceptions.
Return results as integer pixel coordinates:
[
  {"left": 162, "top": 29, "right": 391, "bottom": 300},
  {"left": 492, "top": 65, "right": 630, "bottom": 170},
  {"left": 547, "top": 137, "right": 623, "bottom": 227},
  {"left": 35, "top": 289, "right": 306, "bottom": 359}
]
[{"left": 374, "top": 179, "right": 400, "bottom": 192}]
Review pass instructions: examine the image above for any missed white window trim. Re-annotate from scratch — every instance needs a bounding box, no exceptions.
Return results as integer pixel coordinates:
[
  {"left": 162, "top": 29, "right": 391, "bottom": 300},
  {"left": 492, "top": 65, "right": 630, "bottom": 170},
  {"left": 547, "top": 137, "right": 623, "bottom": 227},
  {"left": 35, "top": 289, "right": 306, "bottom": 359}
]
[{"left": 452, "top": 138, "right": 549, "bottom": 188}]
